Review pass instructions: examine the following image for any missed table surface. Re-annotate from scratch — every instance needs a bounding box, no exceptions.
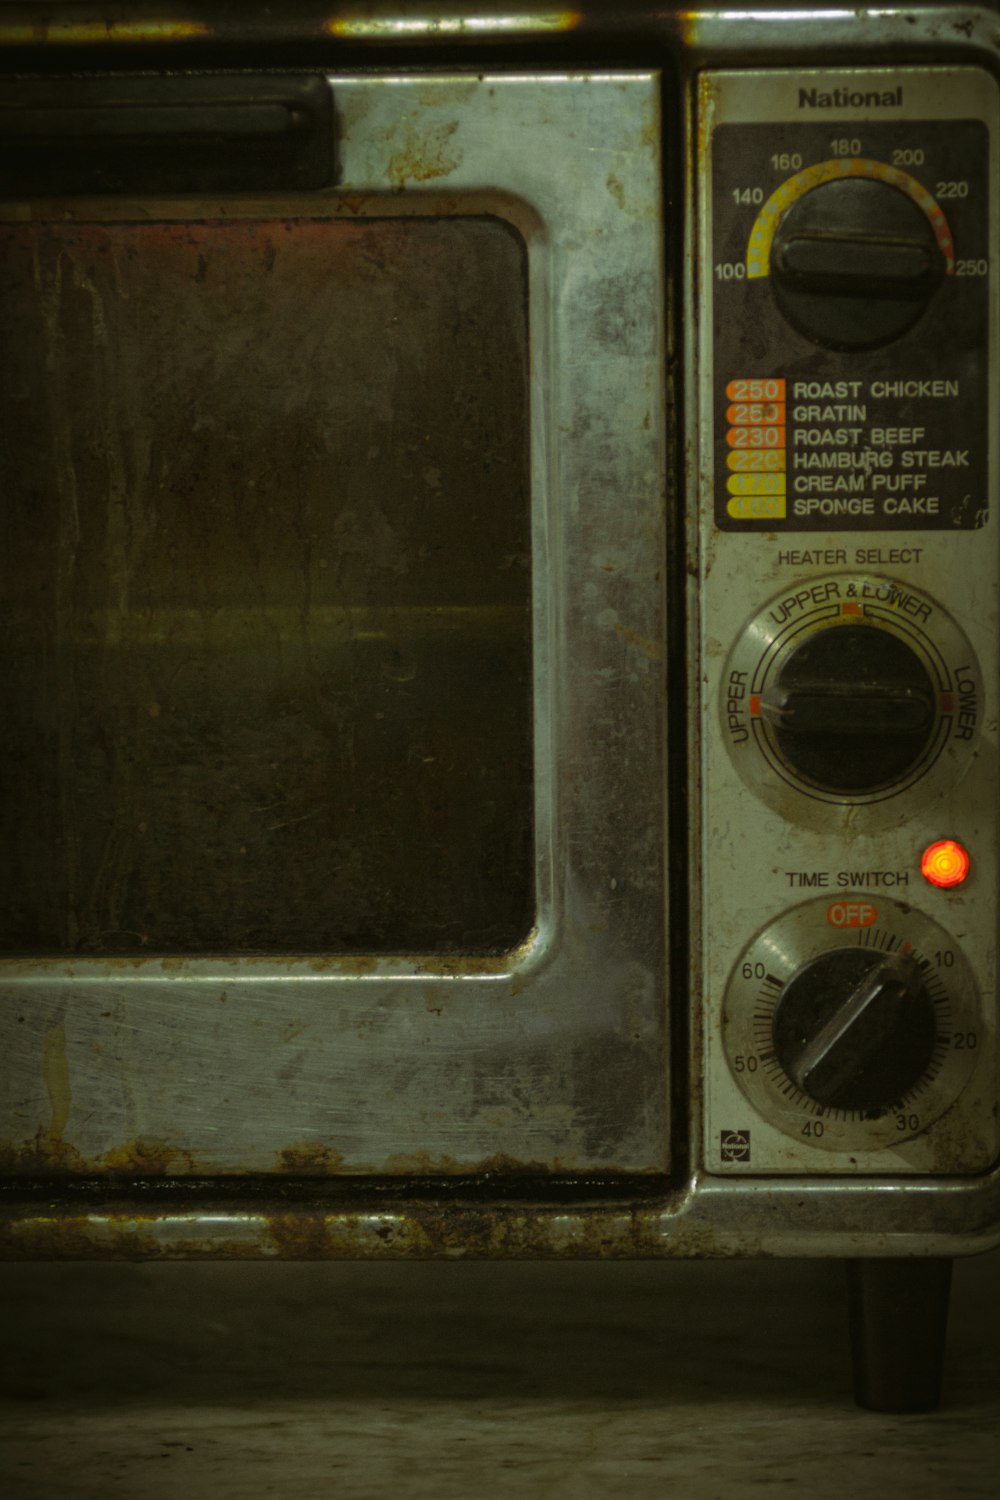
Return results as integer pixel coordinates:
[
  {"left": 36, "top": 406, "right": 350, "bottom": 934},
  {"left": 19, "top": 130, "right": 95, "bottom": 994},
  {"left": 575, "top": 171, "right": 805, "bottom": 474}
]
[{"left": 2, "top": 1252, "right": 998, "bottom": 1498}]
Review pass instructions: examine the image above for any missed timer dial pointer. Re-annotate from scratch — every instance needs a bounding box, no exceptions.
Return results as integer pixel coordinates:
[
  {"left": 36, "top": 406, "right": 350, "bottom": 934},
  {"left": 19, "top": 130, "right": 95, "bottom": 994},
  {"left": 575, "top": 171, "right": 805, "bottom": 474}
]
[{"left": 774, "top": 948, "right": 938, "bottom": 1113}]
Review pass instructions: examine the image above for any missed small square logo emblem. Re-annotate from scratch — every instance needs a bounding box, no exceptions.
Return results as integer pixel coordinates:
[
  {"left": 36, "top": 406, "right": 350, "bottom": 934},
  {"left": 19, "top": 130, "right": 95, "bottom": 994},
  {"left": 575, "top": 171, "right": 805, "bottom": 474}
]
[{"left": 721, "top": 1129, "right": 751, "bottom": 1163}]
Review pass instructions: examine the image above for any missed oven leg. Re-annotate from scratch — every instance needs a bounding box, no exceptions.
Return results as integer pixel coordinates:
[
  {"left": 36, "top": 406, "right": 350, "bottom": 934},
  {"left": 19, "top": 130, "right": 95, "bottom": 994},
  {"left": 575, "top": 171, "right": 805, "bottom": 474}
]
[{"left": 844, "top": 1257, "right": 953, "bottom": 1412}]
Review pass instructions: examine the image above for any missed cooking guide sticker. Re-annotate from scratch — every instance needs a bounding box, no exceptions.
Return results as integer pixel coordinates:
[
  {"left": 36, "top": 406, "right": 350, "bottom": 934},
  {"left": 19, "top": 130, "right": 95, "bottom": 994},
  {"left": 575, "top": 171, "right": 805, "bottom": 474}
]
[
  {"left": 710, "top": 118, "right": 991, "bottom": 532},
  {"left": 721, "top": 373, "right": 983, "bottom": 530}
]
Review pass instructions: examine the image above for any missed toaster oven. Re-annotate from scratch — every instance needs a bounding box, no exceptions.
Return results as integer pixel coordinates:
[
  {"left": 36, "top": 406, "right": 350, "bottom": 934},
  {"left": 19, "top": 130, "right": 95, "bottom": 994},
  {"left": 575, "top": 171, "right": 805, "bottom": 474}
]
[{"left": 1, "top": 0, "right": 998, "bottom": 1411}]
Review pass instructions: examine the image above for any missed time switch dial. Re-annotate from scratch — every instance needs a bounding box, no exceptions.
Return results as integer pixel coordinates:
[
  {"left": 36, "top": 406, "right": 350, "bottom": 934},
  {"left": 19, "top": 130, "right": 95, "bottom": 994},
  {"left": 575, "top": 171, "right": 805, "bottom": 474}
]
[{"left": 722, "top": 897, "right": 982, "bottom": 1153}]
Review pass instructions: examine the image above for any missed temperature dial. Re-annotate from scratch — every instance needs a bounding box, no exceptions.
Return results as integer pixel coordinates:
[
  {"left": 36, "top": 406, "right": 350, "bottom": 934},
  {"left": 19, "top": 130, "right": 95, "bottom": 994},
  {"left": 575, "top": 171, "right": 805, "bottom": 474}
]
[
  {"left": 770, "top": 177, "right": 948, "bottom": 349},
  {"left": 746, "top": 157, "right": 955, "bottom": 351},
  {"left": 722, "top": 574, "right": 981, "bottom": 824},
  {"left": 722, "top": 897, "right": 982, "bottom": 1152}
]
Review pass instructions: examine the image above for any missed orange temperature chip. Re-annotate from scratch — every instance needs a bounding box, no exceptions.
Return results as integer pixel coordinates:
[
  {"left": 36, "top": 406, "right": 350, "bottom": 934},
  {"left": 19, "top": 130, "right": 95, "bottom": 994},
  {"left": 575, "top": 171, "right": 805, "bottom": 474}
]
[
  {"left": 725, "top": 378, "right": 786, "bottom": 401},
  {"left": 725, "top": 402, "right": 786, "bottom": 426},
  {"left": 726, "top": 426, "right": 786, "bottom": 449}
]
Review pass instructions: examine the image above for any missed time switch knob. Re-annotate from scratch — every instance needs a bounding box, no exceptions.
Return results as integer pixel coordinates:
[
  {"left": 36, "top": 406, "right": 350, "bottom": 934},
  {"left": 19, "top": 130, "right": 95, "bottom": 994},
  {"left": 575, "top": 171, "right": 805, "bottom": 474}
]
[{"left": 773, "top": 948, "right": 938, "bottom": 1112}]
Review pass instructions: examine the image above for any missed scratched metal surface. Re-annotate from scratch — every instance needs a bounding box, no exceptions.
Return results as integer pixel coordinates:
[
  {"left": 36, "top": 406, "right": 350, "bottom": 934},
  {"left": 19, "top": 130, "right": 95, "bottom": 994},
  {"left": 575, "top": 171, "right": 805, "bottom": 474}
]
[
  {"left": 0, "top": 1, "right": 995, "bottom": 58},
  {"left": 0, "top": 74, "right": 670, "bottom": 1178}
]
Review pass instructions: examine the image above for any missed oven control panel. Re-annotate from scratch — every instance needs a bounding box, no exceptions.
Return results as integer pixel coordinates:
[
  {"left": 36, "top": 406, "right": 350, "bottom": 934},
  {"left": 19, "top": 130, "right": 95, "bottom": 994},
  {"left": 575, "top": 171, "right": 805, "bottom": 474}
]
[{"left": 696, "top": 68, "right": 999, "bottom": 1173}]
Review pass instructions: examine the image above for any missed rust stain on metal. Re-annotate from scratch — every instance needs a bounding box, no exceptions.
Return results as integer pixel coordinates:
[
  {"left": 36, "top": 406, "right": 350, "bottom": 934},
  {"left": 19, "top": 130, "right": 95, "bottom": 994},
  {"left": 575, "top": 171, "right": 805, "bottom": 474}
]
[
  {"left": 0, "top": 1214, "right": 161, "bottom": 1261},
  {"left": 380, "top": 1149, "right": 565, "bottom": 1176},
  {"left": 387, "top": 122, "right": 461, "bottom": 189},
  {"left": 613, "top": 621, "right": 664, "bottom": 662},
  {"left": 277, "top": 1142, "right": 347, "bottom": 1175},
  {"left": 917, "top": 1098, "right": 995, "bottom": 1176},
  {"left": 0, "top": 1131, "right": 195, "bottom": 1179},
  {"left": 679, "top": 8, "right": 701, "bottom": 52},
  {"left": 696, "top": 73, "right": 721, "bottom": 177},
  {"left": 261, "top": 1204, "right": 659, "bottom": 1262},
  {"left": 0, "top": 1196, "right": 769, "bottom": 1263},
  {"left": 0, "top": 18, "right": 210, "bottom": 45},
  {"left": 267, "top": 1212, "right": 339, "bottom": 1259},
  {"left": 336, "top": 196, "right": 371, "bottom": 217},
  {"left": 325, "top": 11, "right": 581, "bottom": 40},
  {"left": 423, "top": 985, "right": 447, "bottom": 1015},
  {"left": 0, "top": 1129, "right": 86, "bottom": 1174},
  {"left": 417, "top": 82, "right": 479, "bottom": 109},
  {"left": 41, "top": 1021, "right": 72, "bottom": 1142},
  {"left": 306, "top": 953, "right": 380, "bottom": 974},
  {"left": 100, "top": 1137, "right": 198, "bottom": 1175},
  {"left": 0, "top": 943, "right": 526, "bottom": 986},
  {"left": 419, "top": 927, "right": 539, "bottom": 978}
]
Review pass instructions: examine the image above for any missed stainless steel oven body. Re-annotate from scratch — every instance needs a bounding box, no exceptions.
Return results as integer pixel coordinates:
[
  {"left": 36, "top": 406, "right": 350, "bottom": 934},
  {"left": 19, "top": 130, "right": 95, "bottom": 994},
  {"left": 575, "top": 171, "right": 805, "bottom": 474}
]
[{"left": 1, "top": 0, "right": 999, "bottom": 1408}]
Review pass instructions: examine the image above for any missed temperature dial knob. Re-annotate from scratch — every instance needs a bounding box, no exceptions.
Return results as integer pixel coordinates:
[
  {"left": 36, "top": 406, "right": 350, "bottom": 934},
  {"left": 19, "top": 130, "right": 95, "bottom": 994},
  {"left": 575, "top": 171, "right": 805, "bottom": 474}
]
[
  {"left": 770, "top": 176, "right": 948, "bottom": 349},
  {"left": 722, "top": 897, "right": 984, "bottom": 1155}
]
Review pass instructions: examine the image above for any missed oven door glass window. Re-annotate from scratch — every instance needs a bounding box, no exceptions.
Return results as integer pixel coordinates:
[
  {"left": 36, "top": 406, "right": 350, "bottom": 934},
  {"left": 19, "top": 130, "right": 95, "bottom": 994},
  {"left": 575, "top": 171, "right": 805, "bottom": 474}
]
[{"left": 1, "top": 215, "right": 533, "bottom": 955}]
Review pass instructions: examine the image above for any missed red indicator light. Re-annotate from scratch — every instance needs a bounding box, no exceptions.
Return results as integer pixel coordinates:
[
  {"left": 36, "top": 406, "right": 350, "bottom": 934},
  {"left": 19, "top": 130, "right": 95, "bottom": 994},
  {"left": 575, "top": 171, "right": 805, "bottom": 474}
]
[{"left": 920, "top": 839, "right": 971, "bottom": 889}]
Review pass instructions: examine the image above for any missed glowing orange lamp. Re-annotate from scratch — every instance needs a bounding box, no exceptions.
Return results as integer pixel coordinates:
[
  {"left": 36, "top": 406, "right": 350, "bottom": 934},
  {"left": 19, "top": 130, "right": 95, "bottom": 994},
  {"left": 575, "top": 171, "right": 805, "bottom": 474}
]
[{"left": 920, "top": 839, "right": 971, "bottom": 889}]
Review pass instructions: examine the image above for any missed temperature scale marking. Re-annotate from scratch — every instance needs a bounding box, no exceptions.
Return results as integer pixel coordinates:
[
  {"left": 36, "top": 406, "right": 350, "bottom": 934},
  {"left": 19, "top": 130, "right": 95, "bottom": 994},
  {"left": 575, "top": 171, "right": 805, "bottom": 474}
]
[{"left": 745, "top": 158, "right": 956, "bottom": 278}]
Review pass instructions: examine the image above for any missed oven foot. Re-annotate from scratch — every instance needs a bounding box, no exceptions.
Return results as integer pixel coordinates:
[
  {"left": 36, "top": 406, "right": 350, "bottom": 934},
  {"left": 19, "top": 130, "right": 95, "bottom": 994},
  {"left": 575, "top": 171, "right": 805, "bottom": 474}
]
[{"left": 845, "top": 1257, "right": 953, "bottom": 1412}]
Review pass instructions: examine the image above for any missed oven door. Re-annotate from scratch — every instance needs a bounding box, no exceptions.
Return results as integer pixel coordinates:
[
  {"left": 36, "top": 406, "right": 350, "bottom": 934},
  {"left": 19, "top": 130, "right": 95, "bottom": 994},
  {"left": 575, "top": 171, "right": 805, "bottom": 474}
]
[{"left": 0, "top": 72, "right": 669, "bottom": 1183}]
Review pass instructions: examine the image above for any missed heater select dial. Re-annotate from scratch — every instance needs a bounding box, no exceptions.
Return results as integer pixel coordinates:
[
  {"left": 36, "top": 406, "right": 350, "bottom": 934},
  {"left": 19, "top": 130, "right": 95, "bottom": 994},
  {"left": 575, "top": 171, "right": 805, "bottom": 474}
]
[
  {"left": 757, "top": 623, "right": 936, "bottom": 794},
  {"left": 722, "top": 897, "right": 981, "bottom": 1151},
  {"left": 721, "top": 574, "right": 981, "bottom": 820}
]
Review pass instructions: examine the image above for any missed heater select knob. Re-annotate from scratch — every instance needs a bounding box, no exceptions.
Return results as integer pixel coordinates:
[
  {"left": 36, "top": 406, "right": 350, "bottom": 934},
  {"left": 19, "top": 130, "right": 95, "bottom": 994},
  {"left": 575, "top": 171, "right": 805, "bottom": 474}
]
[
  {"left": 770, "top": 177, "right": 947, "bottom": 349},
  {"left": 772, "top": 948, "right": 938, "bottom": 1112},
  {"left": 722, "top": 574, "right": 982, "bottom": 819},
  {"left": 757, "top": 624, "right": 937, "bottom": 794}
]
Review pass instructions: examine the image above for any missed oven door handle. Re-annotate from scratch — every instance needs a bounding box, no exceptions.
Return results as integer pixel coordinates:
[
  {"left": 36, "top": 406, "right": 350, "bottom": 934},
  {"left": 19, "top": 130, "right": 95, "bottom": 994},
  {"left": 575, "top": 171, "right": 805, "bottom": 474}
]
[{"left": 0, "top": 74, "right": 335, "bottom": 194}]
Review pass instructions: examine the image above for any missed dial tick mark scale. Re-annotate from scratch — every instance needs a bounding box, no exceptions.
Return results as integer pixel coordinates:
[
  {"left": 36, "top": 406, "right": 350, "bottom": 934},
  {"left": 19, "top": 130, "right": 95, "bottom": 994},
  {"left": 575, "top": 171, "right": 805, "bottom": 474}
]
[
  {"left": 721, "top": 897, "right": 980, "bottom": 1157},
  {"left": 745, "top": 157, "right": 956, "bottom": 281}
]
